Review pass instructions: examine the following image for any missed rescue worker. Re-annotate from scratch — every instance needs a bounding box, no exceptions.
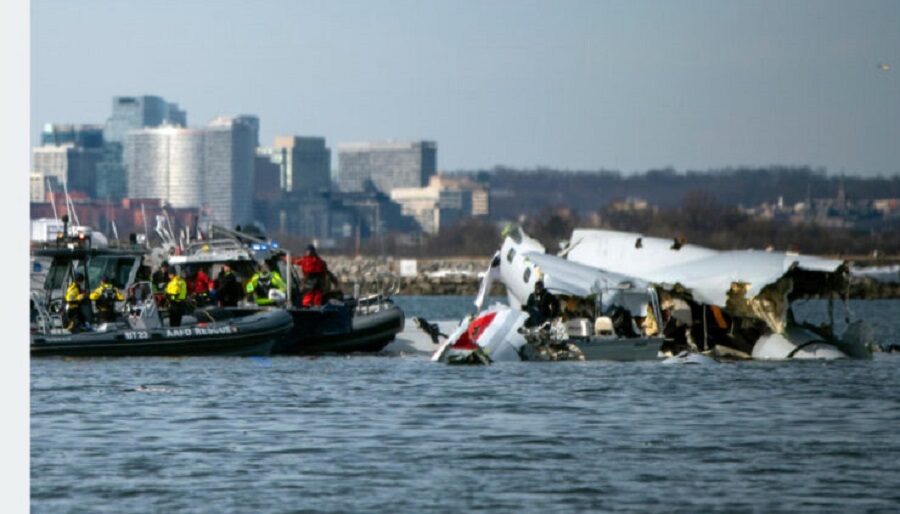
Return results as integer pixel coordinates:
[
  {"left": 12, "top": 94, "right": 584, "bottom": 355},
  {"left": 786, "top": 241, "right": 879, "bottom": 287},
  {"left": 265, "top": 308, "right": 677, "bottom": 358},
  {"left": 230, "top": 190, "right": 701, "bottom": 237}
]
[
  {"left": 64, "top": 272, "right": 88, "bottom": 331},
  {"left": 246, "top": 264, "right": 286, "bottom": 306},
  {"left": 165, "top": 268, "right": 188, "bottom": 327},
  {"left": 187, "top": 266, "right": 213, "bottom": 307},
  {"left": 523, "top": 280, "right": 560, "bottom": 327},
  {"left": 294, "top": 244, "right": 328, "bottom": 307},
  {"left": 214, "top": 263, "right": 242, "bottom": 307},
  {"left": 151, "top": 261, "right": 171, "bottom": 293},
  {"left": 89, "top": 275, "right": 124, "bottom": 323}
]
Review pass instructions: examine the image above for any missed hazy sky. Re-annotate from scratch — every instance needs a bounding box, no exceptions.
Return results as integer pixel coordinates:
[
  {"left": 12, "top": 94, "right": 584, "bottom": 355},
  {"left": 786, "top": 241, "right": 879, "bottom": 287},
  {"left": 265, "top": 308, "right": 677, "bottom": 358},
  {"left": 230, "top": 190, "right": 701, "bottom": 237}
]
[{"left": 31, "top": 0, "right": 899, "bottom": 175}]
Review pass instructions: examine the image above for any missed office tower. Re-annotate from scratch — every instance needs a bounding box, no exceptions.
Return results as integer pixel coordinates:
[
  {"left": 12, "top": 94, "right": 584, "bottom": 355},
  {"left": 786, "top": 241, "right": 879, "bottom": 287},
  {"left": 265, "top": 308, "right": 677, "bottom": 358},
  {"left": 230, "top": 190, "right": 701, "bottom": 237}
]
[
  {"left": 269, "top": 136, "right": 331, "bottom": 193},
  {"left": 40, "top": 124, "right": 104, "bottom": 148},
  {"left": 104, "top": 95, "right": 187, "bottom": 144},
  {"left": 124, "top": 115, "right": 257, "bottom": 228},
  {"left": 389, "top": 174, "right": 488, "bottom": 234},
  {"left": 31, "top": 144, "right": 102, "bottom": 198},
  {"left": 204, "top": 115, "right": 257, "bottom": 228},
  {"left": 94, "top": 143, "right": 127, "bottom": 200},
  {"left": 336, "top": 141, "right": 436, "bottom": 193}
]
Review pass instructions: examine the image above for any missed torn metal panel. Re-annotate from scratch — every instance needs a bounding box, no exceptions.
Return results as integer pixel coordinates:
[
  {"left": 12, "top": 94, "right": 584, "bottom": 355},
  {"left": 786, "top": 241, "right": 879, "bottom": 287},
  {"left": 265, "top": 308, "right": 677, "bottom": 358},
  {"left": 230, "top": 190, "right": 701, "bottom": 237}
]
[{"left": 567, "top": 229, "right": 845, "bottom": 309}]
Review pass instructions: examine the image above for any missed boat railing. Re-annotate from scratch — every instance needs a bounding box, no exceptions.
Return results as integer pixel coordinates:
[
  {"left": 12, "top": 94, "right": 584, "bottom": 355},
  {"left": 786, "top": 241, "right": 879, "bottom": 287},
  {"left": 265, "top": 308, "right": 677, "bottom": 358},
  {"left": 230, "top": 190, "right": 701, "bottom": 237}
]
[
  {"left": 354, "top": 294, "right": 395, "bottom": 315},
  {"left": 30, "top": 290, "right": 59, "bottom": 334}
]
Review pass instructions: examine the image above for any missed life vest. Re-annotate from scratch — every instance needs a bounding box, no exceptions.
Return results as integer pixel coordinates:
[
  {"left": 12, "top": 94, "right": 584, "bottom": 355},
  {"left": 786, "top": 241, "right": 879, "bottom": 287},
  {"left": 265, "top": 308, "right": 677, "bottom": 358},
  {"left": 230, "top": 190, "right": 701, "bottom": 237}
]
[
  {"left": 65, "top": 283, "right": 84, "bottom": 307},
  {"left": 297, "top": 255, "right": 327, "bottom": 275},
  {"left": 92, "top": 283, "right": 121, "bottom": 311},
  {"left": 255, "top": 274, "right": 272, "bottom": 297},
  {"left": 165, "top": 277, "right": 187, "bottom": 302}
]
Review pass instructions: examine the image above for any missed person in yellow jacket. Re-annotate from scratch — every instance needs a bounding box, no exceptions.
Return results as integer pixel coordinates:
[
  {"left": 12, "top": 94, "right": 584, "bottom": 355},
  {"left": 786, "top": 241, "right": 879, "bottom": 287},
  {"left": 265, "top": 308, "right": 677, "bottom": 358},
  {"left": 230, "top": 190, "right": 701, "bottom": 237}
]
[
  {"left": 165, "top": 268, "right": 188, "bottom": 327},
  {"left": 64, "top": 272, "right": 88, "bottom": 331},
  {"left": 89, "top": 275, "right": 124, "bottom": 323},
  {"left": 245, "top": 264, "right": 286, "bottom": 306}
]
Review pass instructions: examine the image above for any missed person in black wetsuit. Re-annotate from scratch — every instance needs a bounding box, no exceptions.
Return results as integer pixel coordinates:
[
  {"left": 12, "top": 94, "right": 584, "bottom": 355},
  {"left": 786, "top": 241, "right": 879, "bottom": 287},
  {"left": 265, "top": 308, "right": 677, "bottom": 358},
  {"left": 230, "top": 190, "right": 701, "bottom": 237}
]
[
  {"left": 523, "top": 280, "right": 560, "bottom": 327},
  {"left": 214, "top": 263, "right": 243, "bottom": 307}
]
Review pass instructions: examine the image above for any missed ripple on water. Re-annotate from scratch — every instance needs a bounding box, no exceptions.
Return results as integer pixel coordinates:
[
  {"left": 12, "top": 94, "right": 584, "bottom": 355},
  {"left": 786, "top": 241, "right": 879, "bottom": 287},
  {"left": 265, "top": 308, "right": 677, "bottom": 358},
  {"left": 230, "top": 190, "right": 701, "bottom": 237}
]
[{"left": 31, "top": 299, "right": 900, "bottom": 513}]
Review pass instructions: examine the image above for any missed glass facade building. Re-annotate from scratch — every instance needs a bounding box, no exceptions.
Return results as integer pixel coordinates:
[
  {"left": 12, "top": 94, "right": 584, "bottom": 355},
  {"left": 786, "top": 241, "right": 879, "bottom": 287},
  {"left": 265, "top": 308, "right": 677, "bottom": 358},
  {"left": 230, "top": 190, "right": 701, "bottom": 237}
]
[
  {"left": 104, "top": 95, "right": 187, "bottom": 144},
  {"left": 336, "top": 141, "right": 436, "bottom": 193},
  {"left": 40, "top": 124, "right": 104, "bottom": 148},
  {"left": 270, "top": 136, "right": 331, "bottom": 193},
  {"left": 94, "top": 143, "right": 127, "bottom": 200},
  {"left": 31, "top": 144, "right": 102, "bottom": 198},
  {"left": 124, "top": 116, "right": 257, "bottom": 228}
]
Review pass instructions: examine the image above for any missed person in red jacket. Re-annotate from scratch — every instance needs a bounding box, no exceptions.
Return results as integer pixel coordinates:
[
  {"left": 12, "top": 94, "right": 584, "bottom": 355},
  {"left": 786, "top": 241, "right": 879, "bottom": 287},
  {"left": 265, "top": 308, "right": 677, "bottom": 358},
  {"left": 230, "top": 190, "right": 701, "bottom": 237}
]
[
  {"left": 187, "top": 266, "right": 213, "bottom": 307},
  {"left": 294, "top": 245, "right": 328, "bottom": 307}
]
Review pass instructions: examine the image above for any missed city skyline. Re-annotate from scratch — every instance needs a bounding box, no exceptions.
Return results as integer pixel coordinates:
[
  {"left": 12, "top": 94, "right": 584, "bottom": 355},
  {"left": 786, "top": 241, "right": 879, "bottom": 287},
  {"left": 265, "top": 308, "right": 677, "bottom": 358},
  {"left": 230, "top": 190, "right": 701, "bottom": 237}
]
[{"left": 31, "top": 0, "right": 900, "bottom": 176}]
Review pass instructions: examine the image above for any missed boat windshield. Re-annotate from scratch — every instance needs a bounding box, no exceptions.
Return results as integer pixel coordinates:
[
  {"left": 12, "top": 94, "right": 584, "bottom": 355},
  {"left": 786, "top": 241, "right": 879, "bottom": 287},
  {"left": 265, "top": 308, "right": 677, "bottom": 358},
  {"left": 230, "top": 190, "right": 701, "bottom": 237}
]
[
  {"left": 86, "top": 255, "right": 139, "bottom": 289},
  {"left": 44, "top": 260, "right": 78, "bottom": 290}
]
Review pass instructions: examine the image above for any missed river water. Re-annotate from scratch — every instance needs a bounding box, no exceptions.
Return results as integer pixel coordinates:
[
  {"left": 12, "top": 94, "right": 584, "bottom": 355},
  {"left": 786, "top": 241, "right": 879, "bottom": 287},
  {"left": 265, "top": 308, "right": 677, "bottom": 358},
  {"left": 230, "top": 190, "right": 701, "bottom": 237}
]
[{"left": 31, "top": 297, "right": 900, "bottom": 513}]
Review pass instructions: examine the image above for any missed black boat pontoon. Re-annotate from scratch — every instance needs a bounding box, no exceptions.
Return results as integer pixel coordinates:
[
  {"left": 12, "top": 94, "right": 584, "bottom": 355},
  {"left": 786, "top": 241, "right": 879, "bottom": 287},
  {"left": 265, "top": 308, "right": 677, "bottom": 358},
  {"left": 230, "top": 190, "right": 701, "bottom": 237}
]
[
  {"left": 31, "top": 308, "right": 293, "bottom": 357},
  {"left": 166, "top": 226, "right": 405, "bottom": 355}
]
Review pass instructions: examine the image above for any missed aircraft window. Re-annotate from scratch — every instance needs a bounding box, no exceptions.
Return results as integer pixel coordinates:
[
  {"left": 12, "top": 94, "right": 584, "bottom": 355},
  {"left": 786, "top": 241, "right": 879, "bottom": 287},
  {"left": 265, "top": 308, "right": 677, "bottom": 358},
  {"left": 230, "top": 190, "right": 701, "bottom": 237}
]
[
  {"left": 506, "top": 248, "right": 516, "bottom": 263},
  {"left": 523, "top": 267, "right": 531, "bottom": 283}
]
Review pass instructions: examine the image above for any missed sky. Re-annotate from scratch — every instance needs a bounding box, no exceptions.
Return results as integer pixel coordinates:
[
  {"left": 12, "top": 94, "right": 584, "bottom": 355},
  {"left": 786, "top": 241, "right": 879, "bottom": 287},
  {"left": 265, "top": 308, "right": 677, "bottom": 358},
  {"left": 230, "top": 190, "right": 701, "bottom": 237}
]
[{"left": 31, "top": 0, "right": 900, "bottom": 175}]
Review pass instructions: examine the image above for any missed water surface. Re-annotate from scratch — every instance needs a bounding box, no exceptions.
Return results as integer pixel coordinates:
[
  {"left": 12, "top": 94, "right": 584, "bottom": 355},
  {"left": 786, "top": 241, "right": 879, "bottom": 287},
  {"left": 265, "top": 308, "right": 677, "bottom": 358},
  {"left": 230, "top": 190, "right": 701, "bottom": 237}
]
[{"left": 32, "top": 297, "right": 900, "bottom": 513}]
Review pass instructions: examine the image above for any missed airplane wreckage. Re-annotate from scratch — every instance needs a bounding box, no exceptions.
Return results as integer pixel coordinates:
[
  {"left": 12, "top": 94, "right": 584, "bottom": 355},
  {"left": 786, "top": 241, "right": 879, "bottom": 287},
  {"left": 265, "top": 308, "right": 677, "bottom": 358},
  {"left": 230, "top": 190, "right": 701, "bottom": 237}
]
[{"left": 426, "top": 226, "right": 875, "bottom": 364}]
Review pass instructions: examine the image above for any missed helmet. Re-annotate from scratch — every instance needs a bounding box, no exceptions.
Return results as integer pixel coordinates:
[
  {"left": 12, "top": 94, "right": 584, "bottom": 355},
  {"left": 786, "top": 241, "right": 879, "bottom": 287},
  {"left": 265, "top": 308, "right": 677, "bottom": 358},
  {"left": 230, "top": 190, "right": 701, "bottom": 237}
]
[
  {"left": 101, "top": 275, "right": 111, "bottom": 283},
  {"left": 74, "top": 272, "right": 84, "bottom": 281}
]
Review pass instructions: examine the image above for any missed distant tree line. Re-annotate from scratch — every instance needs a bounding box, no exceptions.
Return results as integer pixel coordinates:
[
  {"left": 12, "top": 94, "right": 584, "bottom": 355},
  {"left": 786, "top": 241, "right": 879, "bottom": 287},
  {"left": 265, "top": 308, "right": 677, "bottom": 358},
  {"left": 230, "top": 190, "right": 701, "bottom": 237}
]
[
  {"left": 518, "top": 190, "right": 899, "bottom": 257},
  {"left": 275, "top": 167, "right": 899, "bottom": 259},
  {"left": 454, "top": 166, "right": 900, "bottom": 219},
  {"left": 354, "top": 190, "right": 898, "bottom": 259}
]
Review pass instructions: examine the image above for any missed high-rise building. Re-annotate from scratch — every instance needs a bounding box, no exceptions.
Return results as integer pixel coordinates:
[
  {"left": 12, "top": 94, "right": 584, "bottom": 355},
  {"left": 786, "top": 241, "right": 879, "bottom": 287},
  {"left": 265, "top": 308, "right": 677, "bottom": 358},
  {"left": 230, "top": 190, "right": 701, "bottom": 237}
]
[
  {"left": 389, "top": 174, "right": 488, "bottom": 234},
  {"left": 205, "top": 115, "right": 258, "bottom": 228},
  {"left": 31, "top": 144, "right": 102, "bottom": 198},
  {"left": 94, "top": 143, "right": 127, "bottom": 200},
  {"left": 104, "top": 95, "right": 187, "bottom": 144},
  {"left": 123, "top": 115, "right": 258, "bottom": 228},
  {"left": 269, "top": 136, "right": 331, "bottom": 193},
  {"left": 40, "top": 124, "right": 104, "bottom": 148},
  {"left": 30, "top": 173, "right": 55, "bottom": 203},
  {"left": 336, "top": 141, "right": 436, "bottom": 193}
]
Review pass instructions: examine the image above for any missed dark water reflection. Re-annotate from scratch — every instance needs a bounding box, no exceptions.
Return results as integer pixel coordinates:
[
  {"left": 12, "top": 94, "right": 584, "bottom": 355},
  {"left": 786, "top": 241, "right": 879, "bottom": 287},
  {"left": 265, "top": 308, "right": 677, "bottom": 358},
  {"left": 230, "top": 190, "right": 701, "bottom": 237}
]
[{"left": 31, "top": 298, "right": 900, "bottom": 513}]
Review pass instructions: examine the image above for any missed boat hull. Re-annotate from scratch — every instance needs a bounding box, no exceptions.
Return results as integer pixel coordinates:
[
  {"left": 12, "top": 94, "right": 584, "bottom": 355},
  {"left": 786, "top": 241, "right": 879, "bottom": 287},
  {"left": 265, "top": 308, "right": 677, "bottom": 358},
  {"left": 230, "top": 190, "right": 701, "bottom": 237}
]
[
  {"left": 284, "top": 304, "right": 405, "bottom": 354},
  {"left": 31, "top": 310, "right": 292, "bottom": 357},
  {"left": 200, "top": 303, "right": 405, "bottom": 355}
]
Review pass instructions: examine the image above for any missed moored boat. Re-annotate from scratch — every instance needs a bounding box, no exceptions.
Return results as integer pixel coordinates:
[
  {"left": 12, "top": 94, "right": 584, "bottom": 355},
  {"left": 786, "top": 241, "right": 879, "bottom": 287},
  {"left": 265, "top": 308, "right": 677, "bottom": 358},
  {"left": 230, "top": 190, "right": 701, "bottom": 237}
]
[
  {"left": 31, "top": 309, "right": 293, "bottom": 357},
  {"left": 167, "top": 225, "right": 405, "bottom": 355},
  {"left": 199, "top": 294, "right": 405, "bottom": 355}
]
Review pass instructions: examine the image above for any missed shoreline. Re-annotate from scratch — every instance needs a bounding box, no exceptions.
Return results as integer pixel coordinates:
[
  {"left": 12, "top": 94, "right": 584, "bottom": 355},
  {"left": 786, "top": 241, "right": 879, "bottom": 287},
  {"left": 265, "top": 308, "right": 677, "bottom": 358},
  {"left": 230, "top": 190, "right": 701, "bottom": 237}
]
[{"left": 326, "top": 256, "right": 900, "bottom": 299}]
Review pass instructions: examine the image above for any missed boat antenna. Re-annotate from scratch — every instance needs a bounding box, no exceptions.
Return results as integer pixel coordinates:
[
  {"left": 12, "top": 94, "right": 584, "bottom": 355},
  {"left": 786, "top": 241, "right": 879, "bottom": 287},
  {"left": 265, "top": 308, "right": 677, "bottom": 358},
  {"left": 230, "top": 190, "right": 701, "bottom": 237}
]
[
  {"left": 61, "top": 180, "right": 80, "bottom": 227},
  {"left": 141, "top": 202, "right": 150, "bottom": 248},
  {"left": 163, "top": 209, "right": 179, "bottom": 252},
  {"left": 45, "top": 177, "right": 59, "bottom": 221},
  {"left": 111, "top": 220, "right": 120, "bottom": 242}
]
